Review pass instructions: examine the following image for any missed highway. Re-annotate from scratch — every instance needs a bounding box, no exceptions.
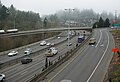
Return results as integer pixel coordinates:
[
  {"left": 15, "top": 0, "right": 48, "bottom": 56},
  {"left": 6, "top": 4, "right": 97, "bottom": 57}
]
[
  {"left": 0, "top": 31, "right": 69, "bottom": 63},
  {"left": 0, "top": 27, "right": 92, "bottom": 37},
  {"left": 0, "top": 30, "right": 89, "bottom": 64},
  {"left": 0, "top": 31, "right": 86, "bottom": 82},
  {"left": 0, "top": 28, "right": 114, "bottom": 82},
  {"left": 44, "top": 28, "right": 114, "bottom": 82}
]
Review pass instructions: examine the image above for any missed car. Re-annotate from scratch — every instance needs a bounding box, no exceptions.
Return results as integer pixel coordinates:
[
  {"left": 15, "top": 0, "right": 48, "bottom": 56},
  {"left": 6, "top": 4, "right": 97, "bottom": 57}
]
[
  {"left": 0, "top": 74, "right": 5, "bottom": 82},
  {"left": 51, "top": 43, "right": 55, "bottom": 46},
  {"left": 89, "top": 38, "right": 96, "bottom": 45},
  {"left": 8, "top": 51, "right": 18, "bottom": 57},
  {"left": 46, "top": 42, "right": 51, "bottom": 46},
  {"left": 57, "top": 36, "right": 61, "bottom": 39},
  {"left": 21, "top": 57, "right": 33, "bottom": 64},
  {"left": 24, "top": 48, "right": 32, "bottom": 56},
  {"left": 67, "top": 42, "right": 72, "bottom": 46},
  {"left": 45, "top": 47, "right": 58, "bottom": 57},
  {"left": 40, "top": 41, "right": 46, "bottom": 46},
  {"left": 66, "top": 36, "right": 70, "bottom": 39}
]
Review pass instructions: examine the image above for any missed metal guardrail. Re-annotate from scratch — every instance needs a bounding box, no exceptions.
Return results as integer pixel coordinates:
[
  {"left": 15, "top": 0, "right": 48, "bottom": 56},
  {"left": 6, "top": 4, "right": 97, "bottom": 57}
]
[{"left": 28, "top": 32, "right": 93, "bottom": 82}]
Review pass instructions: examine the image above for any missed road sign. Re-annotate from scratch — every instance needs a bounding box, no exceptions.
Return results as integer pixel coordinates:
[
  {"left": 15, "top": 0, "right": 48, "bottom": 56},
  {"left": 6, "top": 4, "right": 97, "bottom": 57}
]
[{"left": 112, "top": 48, "right": 118, "bottom": 52}]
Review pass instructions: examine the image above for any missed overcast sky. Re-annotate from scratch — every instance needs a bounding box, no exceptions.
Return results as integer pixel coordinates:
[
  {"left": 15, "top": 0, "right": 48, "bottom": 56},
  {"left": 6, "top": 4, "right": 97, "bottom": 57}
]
[{"left": 1, "top": 0, "right": 120, "bottom": 16}]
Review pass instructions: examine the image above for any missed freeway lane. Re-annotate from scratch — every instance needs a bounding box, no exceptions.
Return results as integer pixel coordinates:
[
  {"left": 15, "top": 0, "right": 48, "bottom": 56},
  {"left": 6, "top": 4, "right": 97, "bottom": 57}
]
[
  {"left": 45, "top": 28, "right": 114, "bottom": 82},
  {"left": 0, "top": 31, "right": 86, "bottom": 82},
  {"left": 0, "top": 31, "right": 69, "bottom": 63}
]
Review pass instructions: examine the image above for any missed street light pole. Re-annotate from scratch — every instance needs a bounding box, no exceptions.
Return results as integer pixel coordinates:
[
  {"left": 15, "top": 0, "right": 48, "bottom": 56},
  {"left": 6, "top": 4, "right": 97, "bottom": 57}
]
[
  {"left": 65, "top": 8, "right": 75, "bottom": 51},
  {"left": 13, "top": 12, "right": 17, "bottom": 29},
  {"left": 14, "top": 15, "right": 16, "bottom": 29}
]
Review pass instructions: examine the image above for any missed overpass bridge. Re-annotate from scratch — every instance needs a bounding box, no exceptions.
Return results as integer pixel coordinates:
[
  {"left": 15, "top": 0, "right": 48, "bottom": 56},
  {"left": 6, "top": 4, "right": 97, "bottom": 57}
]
[{"left": 0, "top": 27, "right": 92, "bottom": 38}]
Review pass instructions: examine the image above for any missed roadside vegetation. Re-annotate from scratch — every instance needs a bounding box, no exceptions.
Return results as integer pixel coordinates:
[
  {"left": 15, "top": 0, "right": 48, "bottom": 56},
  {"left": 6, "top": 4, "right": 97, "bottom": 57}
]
[
  {"left": 0, "top": 32, "right": 60, "bottom": 52},
  {"left": 92, "top": 17, "right": 111, "bottom": 28},
  {"left": 108, "top": 30, "right": 120, "bottom": 82}
]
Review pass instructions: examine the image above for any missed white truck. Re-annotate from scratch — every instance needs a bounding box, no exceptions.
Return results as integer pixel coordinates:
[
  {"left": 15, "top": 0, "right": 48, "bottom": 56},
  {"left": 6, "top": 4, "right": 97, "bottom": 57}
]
[{"left": 45, "top": 47, "right": 58, "bottom": 57}]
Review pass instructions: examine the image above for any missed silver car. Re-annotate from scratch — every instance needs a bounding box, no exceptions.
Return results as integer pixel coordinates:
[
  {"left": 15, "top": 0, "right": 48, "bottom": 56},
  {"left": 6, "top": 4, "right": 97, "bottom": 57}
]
[
  {"left": 24, "top": 48, "right": 32, "bottom": 56},
  {"left": 0, "top": 74, "right": 5, "bottom": 82}
]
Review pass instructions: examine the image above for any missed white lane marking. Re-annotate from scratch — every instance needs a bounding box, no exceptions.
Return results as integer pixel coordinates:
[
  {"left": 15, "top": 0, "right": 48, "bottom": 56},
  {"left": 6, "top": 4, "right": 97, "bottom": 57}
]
[
  {"left": 48, "top": 46, "right": 89, "bottom": 82},
  {"left": 100, "top": 44, "right": 104, "bottom": 47},
  {"left": 95, "top": 30, "right": 102, "bottom": 48},
  {"left": 87, "top": 32, "right": 109, "bottom": 82},
  {"left": 20, "top": 71, "right": 28, "bottom": 75}
]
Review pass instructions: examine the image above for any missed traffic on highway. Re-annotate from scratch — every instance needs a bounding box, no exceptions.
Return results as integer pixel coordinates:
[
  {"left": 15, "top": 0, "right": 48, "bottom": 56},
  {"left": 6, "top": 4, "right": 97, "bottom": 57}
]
[
  {"left": 0, "top": 30, "right": 92, "bottom": 82},
  {"left": 0, "top": 0, "right": 118, "bottom": 81},
  {"left": 0, "top": 28, "right": 114, "bottom": 82}
]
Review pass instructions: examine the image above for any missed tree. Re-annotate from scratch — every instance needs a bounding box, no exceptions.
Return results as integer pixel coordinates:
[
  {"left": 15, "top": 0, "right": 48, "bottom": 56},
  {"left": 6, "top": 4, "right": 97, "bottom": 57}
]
[
  {"left": 45, "top": 57, "right": 48, "bottom": 69},
  {"left": 43, "top": 17, "right": 48, "bottom": 28},
  {"left": 0, "top": 5, "right": 9, "bottom": 29},
  {"left": 98, "top": 17, "right": 104, "bottom": 27},
  {"left": 0, "top": 0, "right": 2, "bottom": 9},
  {"left": 104, "top": 18, "right": 110, "bottom": 27},
  {"left": 0, "top": 5, "right": 9, "bottom": 21},
  {"left": 93, "top": 22, "right": 99, "bottom": 28}
]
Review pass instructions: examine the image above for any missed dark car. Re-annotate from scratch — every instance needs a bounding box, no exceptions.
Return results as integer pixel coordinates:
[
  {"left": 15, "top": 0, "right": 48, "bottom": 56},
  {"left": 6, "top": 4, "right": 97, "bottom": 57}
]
[{"left": 21, "top": 57, "right": 32, "bottom": 64}]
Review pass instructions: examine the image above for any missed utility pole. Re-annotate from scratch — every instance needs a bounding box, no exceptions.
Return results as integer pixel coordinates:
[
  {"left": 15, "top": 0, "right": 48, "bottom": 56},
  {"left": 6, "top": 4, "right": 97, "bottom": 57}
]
[
  {"left": 115, "top": 10, "right": 117, "bottom": 23},
  {"left": 14, "top": 15, "right": 16, "bottom": 29}
]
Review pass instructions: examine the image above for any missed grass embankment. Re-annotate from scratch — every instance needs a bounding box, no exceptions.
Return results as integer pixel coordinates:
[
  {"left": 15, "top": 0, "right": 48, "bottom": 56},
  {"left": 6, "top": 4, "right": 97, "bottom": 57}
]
[{"left": 108, "top": 29, "right": 120, "bottom": 82}]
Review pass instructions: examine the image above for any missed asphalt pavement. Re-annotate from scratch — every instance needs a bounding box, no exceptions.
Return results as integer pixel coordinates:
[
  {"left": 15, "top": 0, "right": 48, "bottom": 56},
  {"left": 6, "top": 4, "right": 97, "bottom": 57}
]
[{"left": 45, "top": 28, "right": 115, "bottom": 82}]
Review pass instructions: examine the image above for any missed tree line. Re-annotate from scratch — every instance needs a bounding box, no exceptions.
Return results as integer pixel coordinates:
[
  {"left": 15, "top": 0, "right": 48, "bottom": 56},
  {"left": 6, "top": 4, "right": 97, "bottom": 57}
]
[
  {"left": 0, "top": 1, "right": 119, "bottom": 30},
  {"left": 93, "top": 17, "right": 111, "bottom": 28},
  {"left": 0, "top": 3, "right": 43, "bottom": 31}
]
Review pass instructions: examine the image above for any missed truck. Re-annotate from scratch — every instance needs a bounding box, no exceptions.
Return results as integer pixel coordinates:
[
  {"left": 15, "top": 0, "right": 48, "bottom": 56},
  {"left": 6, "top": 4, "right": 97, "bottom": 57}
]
[
  {"left": 78, "top": 36, "right": 84, "bottom": 43},
  {"left": 45, "top": 47, "right": 58, "bottom": 57}
]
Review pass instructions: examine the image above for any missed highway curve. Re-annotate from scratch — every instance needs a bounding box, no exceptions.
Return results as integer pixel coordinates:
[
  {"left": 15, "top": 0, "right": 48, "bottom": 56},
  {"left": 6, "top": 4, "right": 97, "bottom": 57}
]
[{"left": 45, "top": 28, "right": 114, "bottom": 82}]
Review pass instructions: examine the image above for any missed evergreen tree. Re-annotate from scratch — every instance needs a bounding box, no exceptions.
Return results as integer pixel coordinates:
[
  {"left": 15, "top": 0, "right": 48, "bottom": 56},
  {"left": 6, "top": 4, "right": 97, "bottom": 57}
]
[
  {"left": 43, "top": 17, "right": 47, "bottom": 28},
  {"left": 0, "top": 5, "right": 9, "bottom": 21},
  {"left": 0, "top": 5, "right": 9, "bottom": 29},
  {"left": 99, "top": 17, "right": 104, "bottom": 27},
  {"left": 93, "top": 22, "right": 99, "bottom": 28},
  {"left": 45, "top": 57, "right": 48, "bottom": 69},
  {"left": 104, "top": 18, "right": 110, "bottom": 27},
  {"left": 0, "top": 0, "right": 2, "bottom": 8}
]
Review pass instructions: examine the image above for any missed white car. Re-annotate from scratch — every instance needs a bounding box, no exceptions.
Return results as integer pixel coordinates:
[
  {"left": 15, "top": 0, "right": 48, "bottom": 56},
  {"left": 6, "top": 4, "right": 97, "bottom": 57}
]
[
  {"left": 46, "top": 42, "right": 51, "bottom": 46},
  {"left": 57, "top": 36, "right": 61, "bottom": 39},
  {"left": 8, "top": 51, "right": 18, "bottom": 57},
  {"left": 24, "top": 48, "right": 32, "bottom": 55},
  {"left": 51, "top": 43, "right": 55, "bottom": 46},
  {"left": 0, "top": 74, "right": 5, "bottom": 82},
  {"left": 40, "top": 41, "right": 46, "bottom": 46}
]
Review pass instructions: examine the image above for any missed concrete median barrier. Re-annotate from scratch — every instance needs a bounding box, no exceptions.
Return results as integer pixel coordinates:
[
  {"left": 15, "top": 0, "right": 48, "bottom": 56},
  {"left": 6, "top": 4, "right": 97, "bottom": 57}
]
[{"left": 28, "top": 31, "right": 93, "bottom": 82}]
